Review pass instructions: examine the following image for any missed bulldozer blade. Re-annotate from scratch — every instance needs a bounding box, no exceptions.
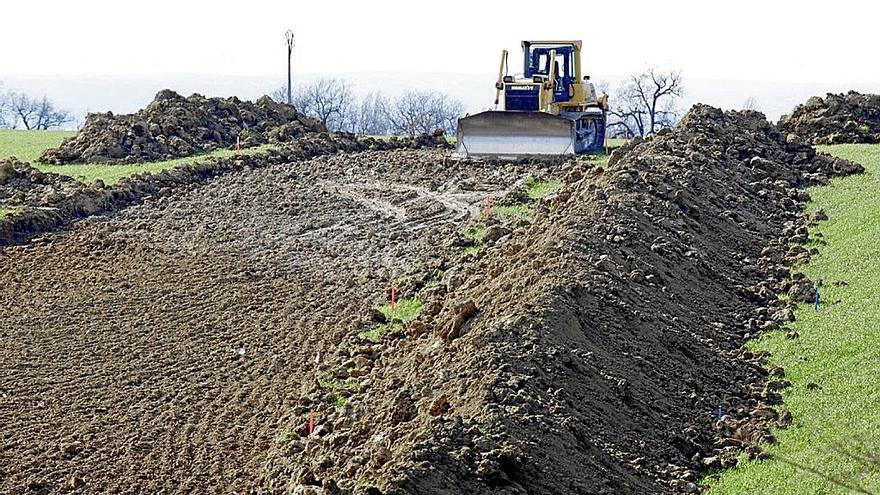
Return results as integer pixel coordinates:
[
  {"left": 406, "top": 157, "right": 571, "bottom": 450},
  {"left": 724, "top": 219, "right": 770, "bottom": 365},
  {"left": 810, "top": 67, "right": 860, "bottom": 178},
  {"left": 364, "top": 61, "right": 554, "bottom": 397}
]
[{"left": 455, "top": 111, "right": 577, "bottom": 159}]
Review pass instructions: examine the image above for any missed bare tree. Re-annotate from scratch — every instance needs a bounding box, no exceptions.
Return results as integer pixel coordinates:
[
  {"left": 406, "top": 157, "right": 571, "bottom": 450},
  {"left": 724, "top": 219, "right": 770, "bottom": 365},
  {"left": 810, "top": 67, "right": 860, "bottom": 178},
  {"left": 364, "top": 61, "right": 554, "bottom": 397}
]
[
  {"left": 31, "top": 96, "right": 73, "bottom": 130},
  {"left": 4, "top": 92, "right": 72, "bottom": 130},
  {"left": 0, "top": 92, "right": 9, "bottom": 128},
  {"left": 742, "top": 96, "right": 760, "bottom": 111},
  {"left": 437, "top": 94, "right": 465, "bottom": 136},
  {"left": 608, "top": 91, "right": 647, "bottom": 138},
  {"left": 608, "top": 68, "right": 683, "bottom": 137},
  {"left": 353, "top": 92, "right": 390, "bottom": 136},
  {"left": 7, "top": 92, "right": 34, "bottom": 129},
  {"left": 384, "top": 91, "right": 464, "bottom": 136},
  {"left": 270, "top": 86, "right": 289, "bottom": 105},
  {"left": 293, "top": 78, "right": 354, "bottom": 132},
  {"left": 266, "top": 83, "right": 462, "bottom": 136}
]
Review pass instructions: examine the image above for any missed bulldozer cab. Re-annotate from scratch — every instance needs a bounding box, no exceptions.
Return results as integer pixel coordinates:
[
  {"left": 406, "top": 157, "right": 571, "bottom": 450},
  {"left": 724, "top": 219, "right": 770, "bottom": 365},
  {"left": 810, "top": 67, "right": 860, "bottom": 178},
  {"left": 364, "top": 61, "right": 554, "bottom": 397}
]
[{"left": 524, "top": 42, "right": 575, "bottom": 103}]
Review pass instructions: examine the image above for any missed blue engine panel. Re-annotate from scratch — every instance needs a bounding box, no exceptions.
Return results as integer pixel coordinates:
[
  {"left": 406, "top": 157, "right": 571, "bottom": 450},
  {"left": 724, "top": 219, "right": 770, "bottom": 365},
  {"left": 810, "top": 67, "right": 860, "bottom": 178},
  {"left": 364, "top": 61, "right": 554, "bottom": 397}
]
[{"left": 505, "top": 85, "right": 540, "bottom": 111}]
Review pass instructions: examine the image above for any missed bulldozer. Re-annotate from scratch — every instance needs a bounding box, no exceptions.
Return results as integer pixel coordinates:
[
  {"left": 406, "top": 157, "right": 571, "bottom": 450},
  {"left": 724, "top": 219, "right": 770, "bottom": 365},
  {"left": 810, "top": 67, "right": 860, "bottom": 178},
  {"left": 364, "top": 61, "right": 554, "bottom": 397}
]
[{"left": 455, "top": 40, "right": 608, "bottom": 159}]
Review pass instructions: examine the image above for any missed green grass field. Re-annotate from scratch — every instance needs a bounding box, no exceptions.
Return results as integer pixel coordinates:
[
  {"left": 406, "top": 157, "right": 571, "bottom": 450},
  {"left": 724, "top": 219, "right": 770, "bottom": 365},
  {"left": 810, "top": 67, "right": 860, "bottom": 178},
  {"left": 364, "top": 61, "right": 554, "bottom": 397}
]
[
  {"left": 35, "top": 146, "right": 273, "bottom": 185},
  {"left": 358, "top": 297, "right": 423, "bottom": 342},
  {"left": 606, "top": 137, "right": 626, "bottom": 148},
  {"left": 0, "top": 129, "right": 273, "bottom": 185},
  {"left": 0, "top": 129, "right": 76, "bottom": 163},
  {"left": 705, "top": 144, "right": 880, "bottom": 495},
  {"left": 525, "top": 176, "right": 563, "bottom": 199}
]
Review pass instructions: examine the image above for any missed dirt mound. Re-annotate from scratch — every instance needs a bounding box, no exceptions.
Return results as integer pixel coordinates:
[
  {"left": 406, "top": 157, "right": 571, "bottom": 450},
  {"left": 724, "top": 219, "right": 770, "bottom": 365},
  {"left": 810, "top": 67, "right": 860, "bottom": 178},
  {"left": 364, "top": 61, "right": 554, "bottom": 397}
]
[
  {"left": 260, "top": 105, "right": 862, "bottom": 494},
  {"left": 0, "top": 159, "right": 85, "bottom": 209},
  {"left": 778, "top": 91, "right": 880, "bottom": 145},
  {"left": 39, "top": 90, "right": 326, "bottom": 164}
]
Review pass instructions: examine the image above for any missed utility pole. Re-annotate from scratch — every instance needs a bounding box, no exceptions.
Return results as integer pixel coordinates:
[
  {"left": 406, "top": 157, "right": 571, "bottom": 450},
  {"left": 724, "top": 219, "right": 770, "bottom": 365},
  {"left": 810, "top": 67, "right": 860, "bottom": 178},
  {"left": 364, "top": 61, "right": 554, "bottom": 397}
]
[{"left": 285, "top": 30, "right": 295, "bottom": 105}]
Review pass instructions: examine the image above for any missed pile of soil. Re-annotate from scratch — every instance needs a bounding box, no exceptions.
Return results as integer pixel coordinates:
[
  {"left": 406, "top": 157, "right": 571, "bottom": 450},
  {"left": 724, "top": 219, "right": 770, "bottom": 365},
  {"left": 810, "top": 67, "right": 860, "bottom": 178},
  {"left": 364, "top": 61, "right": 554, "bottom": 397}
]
[
  {"left": 0, "top": 159, "right": 85, "bottom": 209},
  {"left": 39, "top": 89, "right": 326, "bottom": 164},
  {"left": 261, "top": 105, "right": 862, "bottom": 494},
  {"left": 779, "top": 91, "right": 880, "bottom": 144}
]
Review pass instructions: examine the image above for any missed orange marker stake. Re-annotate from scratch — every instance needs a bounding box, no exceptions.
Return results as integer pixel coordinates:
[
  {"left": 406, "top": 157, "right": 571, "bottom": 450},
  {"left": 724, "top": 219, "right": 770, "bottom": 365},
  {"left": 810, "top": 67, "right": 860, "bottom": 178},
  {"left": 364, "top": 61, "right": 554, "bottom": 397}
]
[
  {"left": 235, "top": 135, "right": 241, "bottom": 154},
  {"left": 308, "top": 411, "right": 315, "bottom": 436},
  {"left": 390, "top": 285, "right": 398, "bottom": 314},
  {"left": 484, "top": 194, "right": 492, "bottom": 218}
]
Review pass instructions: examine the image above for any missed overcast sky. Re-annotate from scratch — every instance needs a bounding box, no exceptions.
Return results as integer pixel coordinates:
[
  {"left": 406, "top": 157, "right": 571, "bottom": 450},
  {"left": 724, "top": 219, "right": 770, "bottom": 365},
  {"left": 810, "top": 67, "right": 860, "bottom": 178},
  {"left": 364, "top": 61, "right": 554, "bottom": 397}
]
[{"left": 2, "top": 0, "right": 878, "bottom": 84}]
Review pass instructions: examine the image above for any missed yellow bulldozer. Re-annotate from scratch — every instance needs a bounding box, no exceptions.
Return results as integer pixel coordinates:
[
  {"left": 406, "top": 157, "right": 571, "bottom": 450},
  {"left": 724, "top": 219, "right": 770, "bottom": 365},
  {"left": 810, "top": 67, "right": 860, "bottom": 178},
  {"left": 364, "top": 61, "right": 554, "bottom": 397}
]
[{"left": 456, "top": 40, "right": 608, "bottom": 159}]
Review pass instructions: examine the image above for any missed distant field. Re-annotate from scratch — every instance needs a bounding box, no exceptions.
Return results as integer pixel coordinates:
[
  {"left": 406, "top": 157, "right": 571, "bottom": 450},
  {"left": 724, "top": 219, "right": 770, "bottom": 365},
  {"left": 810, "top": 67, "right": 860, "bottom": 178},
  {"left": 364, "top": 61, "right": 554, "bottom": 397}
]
[
  {"left": 606, "top": 138, "right": 626, "bottom": 148},
  {"left": 705, "top": 144, "right": 880, "bottom": 494},
  {"left": 34, "top": 146, "right": 274, "bottom": 185},
  {"left": 0, "top": 129, "right": 272, "bottom": 185},
  {"left": 0, "top": 129, "right": 76, "bottom": 163}
]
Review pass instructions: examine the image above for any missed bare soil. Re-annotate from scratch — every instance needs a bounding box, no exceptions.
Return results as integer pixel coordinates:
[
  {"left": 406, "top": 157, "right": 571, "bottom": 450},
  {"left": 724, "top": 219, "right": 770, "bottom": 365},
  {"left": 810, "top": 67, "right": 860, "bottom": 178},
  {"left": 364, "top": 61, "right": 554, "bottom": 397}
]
[
  {"left": 259, "top": 106, "right": 861, "bottom": 495},
  {"left": 0, "top": 149, "right": 553, "bottom": 494},
  {"left": 0, "top": 160, "right": 86, "bottom": 209}
]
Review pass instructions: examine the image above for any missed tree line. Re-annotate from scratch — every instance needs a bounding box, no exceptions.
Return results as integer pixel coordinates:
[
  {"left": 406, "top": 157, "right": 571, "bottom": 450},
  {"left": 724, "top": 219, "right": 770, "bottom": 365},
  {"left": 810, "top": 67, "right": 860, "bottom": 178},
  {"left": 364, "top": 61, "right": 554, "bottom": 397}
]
[
  {"left": 278, "top": 71, "right": 690, "bottom": 139},
  {"left": 272, "top": 78, "right": 465, "bottom": 136},
  {"left": 0, "top": 87, "right": 73, "bottom": 130},
  {"left": 278, "top": 74, "right": 687, "bottom": 140},
  {"left": 0, "top": 70, "right": 693, "bottom": 137}
]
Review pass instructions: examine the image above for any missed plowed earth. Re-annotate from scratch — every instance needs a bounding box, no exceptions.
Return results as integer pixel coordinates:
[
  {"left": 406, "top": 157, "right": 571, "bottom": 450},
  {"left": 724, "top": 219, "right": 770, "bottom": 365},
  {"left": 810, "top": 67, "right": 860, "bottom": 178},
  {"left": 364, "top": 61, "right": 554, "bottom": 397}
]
[{"left": 0, "top": 149, "right": 554, "bottom": 494}]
